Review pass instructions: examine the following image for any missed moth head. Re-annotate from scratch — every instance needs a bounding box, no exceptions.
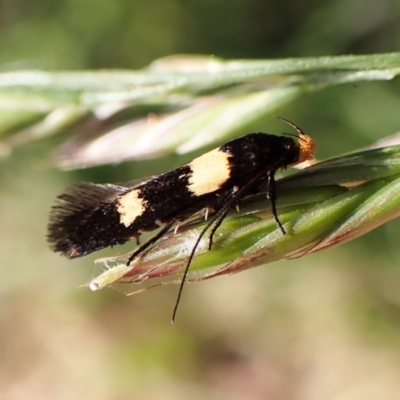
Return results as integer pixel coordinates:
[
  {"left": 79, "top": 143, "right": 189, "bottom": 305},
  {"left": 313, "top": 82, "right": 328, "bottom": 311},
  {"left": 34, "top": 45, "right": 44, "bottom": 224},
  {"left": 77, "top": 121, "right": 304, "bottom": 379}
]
[{"left": 279, "top": 117, "right": 316, "bottom": 165}]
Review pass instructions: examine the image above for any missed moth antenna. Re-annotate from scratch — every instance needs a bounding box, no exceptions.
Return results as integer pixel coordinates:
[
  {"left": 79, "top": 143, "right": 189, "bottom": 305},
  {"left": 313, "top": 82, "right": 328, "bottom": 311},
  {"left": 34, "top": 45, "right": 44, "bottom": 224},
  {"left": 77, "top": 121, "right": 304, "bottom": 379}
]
[{"left": 278, "top": 117, "right": 306, "bottom": 136}]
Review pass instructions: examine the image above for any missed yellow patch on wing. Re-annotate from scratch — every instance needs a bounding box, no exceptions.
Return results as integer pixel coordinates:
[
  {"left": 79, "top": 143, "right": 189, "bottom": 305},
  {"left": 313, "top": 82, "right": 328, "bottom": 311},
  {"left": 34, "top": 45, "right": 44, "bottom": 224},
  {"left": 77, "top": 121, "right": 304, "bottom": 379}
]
[
  {"left": 117, "top": 190, "right": 146, "bottom": 227},
  {"left": 188, "top": 148, "right": 231, "bottom": 196}
]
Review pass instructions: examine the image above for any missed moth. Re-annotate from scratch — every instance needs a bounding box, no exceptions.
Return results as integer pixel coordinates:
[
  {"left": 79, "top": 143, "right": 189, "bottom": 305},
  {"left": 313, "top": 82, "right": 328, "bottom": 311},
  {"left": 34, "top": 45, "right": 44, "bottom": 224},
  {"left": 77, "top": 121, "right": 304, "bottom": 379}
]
[{"left": 48, "top": 118, "right": 315, "bottom": 320}]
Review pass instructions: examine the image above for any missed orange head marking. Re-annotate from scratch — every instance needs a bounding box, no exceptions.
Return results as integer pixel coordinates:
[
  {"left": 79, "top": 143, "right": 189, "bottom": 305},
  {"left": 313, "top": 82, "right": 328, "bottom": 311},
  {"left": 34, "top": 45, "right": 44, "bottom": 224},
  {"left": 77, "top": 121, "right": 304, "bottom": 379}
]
[{"left": 278, "top": 117, "right": 316, "bottom": 164}]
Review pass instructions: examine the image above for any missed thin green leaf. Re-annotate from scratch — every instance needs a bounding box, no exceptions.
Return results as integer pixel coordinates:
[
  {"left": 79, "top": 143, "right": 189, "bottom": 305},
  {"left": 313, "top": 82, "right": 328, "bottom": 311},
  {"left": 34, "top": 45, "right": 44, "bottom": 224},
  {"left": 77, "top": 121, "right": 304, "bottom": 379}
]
[{"left": 1, "top": 53, "right": 400, "bottom": 166}]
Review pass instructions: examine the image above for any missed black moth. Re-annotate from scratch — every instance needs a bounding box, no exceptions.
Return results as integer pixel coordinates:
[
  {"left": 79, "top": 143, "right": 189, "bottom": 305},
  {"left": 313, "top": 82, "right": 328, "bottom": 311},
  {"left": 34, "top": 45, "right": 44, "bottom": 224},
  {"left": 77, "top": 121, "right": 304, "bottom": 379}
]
[{"left": 48, "top": 118, "right": 315, "bottom": 320}]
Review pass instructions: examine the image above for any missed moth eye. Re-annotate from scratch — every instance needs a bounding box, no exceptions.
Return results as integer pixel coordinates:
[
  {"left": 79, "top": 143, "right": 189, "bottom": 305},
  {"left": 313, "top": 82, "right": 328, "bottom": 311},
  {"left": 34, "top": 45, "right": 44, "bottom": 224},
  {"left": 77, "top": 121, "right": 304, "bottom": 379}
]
[{"left": 285, "top": 142, "right": 294, "bottom": 150}]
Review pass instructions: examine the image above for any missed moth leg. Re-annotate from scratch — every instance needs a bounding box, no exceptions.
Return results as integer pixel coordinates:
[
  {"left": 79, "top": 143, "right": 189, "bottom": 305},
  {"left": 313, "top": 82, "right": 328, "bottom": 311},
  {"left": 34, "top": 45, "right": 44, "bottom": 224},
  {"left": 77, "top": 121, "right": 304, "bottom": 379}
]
[
  {"left": 126, "top": 220, "right": 176, "bottom": 266},
  {"left": 266, "top": 170, "right": 285, "bottom": 234},
  {"left": 206, "top": 206, "right": 231, "bottom": 250},
  {"left": 134, "top": 234, "right": 140, "bottom": 246},
  {"left": 207, "top": 184, "right": 246, "bottom": 249}
]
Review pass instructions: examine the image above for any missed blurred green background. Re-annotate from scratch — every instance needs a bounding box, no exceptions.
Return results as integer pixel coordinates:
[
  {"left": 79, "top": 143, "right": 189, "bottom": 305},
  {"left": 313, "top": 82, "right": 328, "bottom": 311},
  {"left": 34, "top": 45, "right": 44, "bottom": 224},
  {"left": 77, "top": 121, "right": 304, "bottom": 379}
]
[{"left": 2, "top": 1, "right": 400, "bottom": 399}]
